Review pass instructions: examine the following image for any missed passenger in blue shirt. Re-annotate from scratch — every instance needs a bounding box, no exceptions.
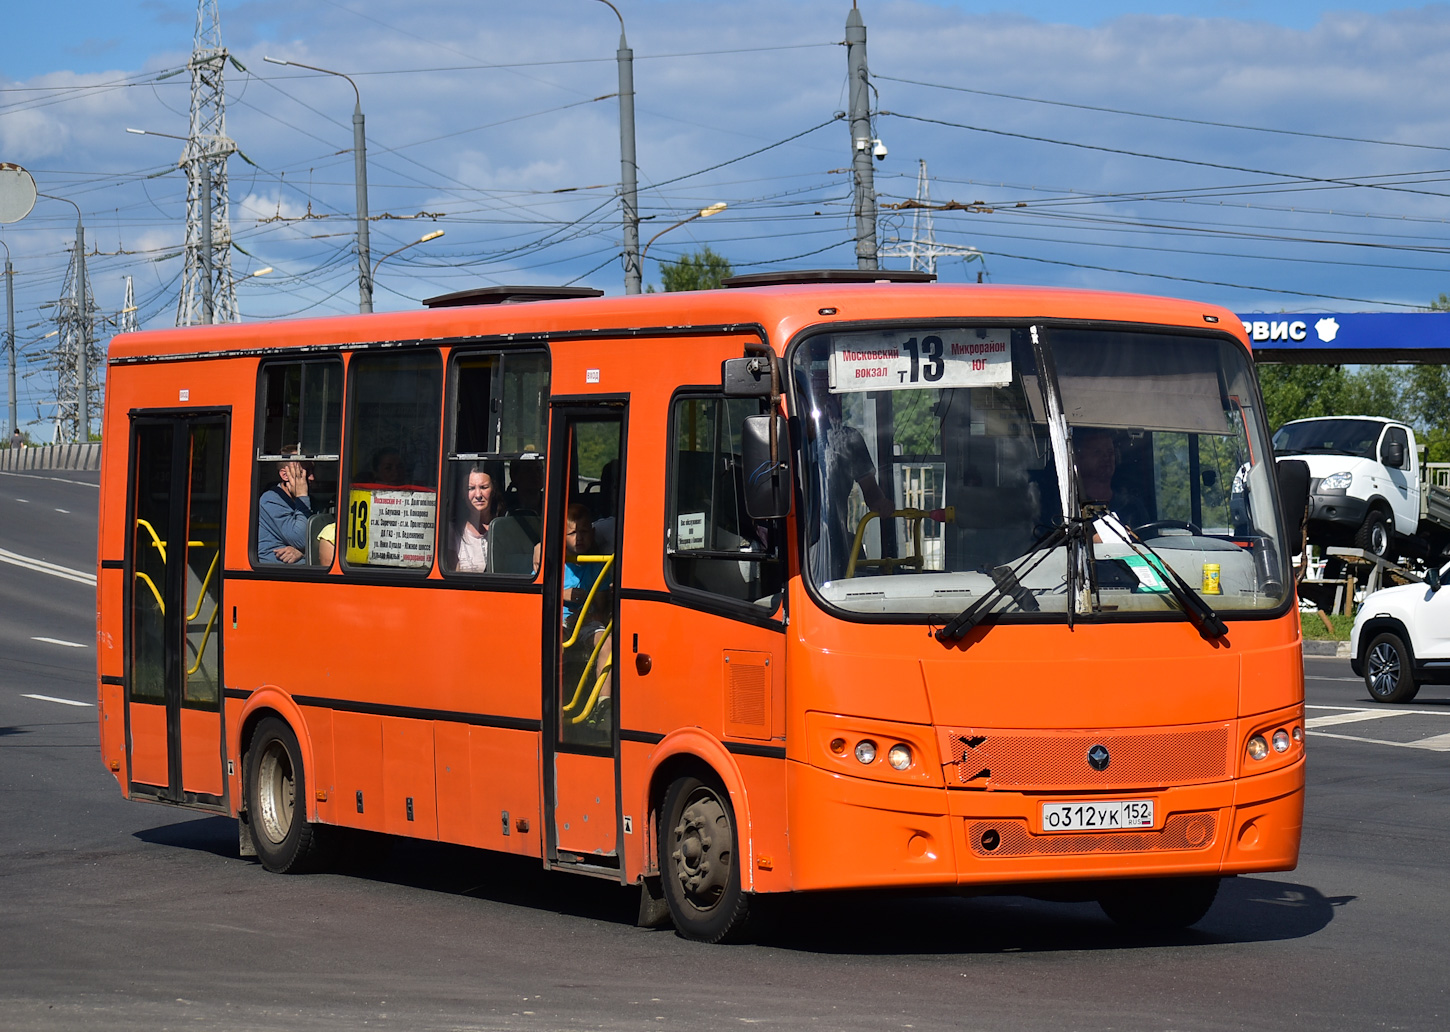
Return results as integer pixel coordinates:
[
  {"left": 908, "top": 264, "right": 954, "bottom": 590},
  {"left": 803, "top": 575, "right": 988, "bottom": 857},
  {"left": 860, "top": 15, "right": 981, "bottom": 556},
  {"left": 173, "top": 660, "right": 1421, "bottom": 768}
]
[{"left": 257, "top": 459, "right": 313, "bottom": 563}]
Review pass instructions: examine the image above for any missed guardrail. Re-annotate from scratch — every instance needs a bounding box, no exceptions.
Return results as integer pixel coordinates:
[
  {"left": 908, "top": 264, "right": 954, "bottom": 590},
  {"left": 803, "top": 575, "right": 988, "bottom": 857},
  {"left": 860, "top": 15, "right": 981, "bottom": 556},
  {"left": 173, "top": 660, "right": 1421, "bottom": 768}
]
[{"left": 0, "top": 443, "right": 101, "bottom": 472}]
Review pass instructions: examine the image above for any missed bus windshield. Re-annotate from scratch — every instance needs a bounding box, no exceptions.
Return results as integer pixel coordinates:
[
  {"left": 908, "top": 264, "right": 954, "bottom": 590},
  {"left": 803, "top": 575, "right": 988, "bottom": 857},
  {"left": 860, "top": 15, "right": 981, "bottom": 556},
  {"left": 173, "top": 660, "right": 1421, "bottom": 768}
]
[{"left": 791, "top": 325, "right": 1288, "bottom": 620}]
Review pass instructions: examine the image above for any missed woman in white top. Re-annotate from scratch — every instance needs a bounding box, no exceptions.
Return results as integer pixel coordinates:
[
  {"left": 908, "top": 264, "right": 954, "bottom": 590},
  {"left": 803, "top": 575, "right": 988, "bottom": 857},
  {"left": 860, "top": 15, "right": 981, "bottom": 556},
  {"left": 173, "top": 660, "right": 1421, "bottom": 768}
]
[{"left": 451, "top": 461, "right": 505, "bottom": 572}]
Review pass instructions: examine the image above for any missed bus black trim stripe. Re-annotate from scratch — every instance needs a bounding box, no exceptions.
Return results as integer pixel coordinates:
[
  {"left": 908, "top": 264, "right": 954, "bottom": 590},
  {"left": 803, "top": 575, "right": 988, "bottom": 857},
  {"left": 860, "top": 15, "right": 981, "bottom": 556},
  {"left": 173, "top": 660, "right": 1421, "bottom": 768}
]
[
  {"left": 100, "top": 674, "right": 125, "bottom": 686},
  {"left": 101, "top": 559, "right": 125, "bottom": 570},
  {"left": 618, "top": 587, "right": 786, "bottom": 633},
  {"left": 223, "top": 567, "right": 545, "bottom": 593},
  {"left": 225, "top": 688, "right": 541, "bottom": 732},
  {"left": 620, "top": 728, "right": 785, "bottom": 760}
]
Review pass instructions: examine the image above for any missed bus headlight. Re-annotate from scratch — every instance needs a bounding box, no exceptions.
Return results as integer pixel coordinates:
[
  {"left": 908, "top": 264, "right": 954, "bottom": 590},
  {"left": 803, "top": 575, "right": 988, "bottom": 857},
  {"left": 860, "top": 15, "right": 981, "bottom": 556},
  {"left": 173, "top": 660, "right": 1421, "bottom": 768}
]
[
  {"left": 1247, "top": 735, "right": 1269, "bottom": 761},
  {"left": 887, "top": 743, "right": 913, "bottom": 770},
  {"left": 1272, "top": 729, "right": 1291, "bottom": 753},
  {"left": 854, "top": 740, "right": 878, "bottom": 765}
]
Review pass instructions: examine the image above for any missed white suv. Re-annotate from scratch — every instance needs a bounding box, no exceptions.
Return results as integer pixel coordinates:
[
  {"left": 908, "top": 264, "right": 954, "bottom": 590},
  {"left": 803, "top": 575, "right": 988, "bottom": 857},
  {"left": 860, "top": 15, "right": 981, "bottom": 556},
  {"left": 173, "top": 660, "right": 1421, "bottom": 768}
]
[{"left": 1350, "top": 563, "right": 1450, "bottom": 702}]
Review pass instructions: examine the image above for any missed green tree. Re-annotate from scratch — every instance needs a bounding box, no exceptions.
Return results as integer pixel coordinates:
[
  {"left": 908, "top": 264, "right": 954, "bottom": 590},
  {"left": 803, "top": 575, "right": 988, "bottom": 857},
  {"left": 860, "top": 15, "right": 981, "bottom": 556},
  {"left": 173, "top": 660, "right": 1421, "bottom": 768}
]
[
  {"left": 1256, "top": 363, "right": 1350, "bottom": 431},
  {"left": 1429, "top": 293, "right": 1450, "bottom": 311},
  {"left": 657, "top": 247, "right": 733, "bottom": 292}
]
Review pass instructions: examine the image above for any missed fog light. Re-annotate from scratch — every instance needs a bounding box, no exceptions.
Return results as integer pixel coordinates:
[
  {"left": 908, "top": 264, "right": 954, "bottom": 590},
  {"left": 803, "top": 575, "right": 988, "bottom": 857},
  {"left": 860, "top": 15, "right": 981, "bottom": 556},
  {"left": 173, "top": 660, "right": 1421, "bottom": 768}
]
[
  {"left": 829, "top": 737, "right": 847, "bottom": 755},
  {"left": 1292, "top": 726, "right": 1303, "bottom": 743},
  {"left": 854, "top": 740, "right": 877, "bottom": 764},
  {"left": 1247, "top": 735, "right": 1269, "bottom": 761},
  {"left": 1272, "top": 729, "right": 1291, "bottom": 753},
  {"left": 887, "top": 743, "right": 912, "bottom": 770}
]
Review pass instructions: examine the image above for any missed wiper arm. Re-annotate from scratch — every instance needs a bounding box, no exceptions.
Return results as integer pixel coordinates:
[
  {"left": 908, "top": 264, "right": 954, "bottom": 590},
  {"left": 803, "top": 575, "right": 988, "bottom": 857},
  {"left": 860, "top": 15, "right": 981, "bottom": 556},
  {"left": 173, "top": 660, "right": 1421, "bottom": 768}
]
[
  {"left": 1099, "top": 513, "right": 1228, "bottom": 641},
  {"left": 935, "top": 518, "right": 1089, "bottom": 643}
]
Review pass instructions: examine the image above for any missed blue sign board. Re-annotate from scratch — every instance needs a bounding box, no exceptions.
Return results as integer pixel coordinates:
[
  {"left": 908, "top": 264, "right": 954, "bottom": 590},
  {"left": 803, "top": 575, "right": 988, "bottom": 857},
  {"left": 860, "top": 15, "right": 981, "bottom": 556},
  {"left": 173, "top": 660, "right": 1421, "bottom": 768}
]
[{"left": 1234, "top": 312, "right": 1450, "bottom": 361}]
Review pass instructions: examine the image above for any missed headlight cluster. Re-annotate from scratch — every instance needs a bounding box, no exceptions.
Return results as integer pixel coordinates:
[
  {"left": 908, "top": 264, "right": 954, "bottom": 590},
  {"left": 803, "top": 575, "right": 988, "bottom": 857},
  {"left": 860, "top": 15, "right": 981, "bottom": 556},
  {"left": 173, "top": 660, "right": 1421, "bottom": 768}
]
[
  {"left": 1247, "top": 724, "right": 1302, "bottom": 762},
  {"left": 1320, "top": 471, "right": 1353, "bottom": 491},
  {"left": 830, "top": 735, "right": 914, "bottom": 771}
]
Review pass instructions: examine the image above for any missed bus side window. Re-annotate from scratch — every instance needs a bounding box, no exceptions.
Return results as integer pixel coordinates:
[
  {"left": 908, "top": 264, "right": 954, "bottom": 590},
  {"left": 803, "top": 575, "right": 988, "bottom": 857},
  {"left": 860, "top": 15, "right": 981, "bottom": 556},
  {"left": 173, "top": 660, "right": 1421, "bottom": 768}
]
[
  {"left": 441, "top": 349, "right": 549, "bottom": 576},
  {"left": 342, "top": 351, "right": 443, "bottom": 571},
  {"left": 253, "top": 359, "right": 342, "bottom": 566},
  {"left": 666, "top": 395, "right": 783, "bottom": 608}
]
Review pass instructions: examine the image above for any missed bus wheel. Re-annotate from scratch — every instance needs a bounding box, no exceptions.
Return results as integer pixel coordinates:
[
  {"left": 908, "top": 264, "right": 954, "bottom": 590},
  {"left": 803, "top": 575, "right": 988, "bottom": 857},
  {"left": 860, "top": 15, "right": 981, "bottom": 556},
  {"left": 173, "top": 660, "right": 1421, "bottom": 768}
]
[
  {"left": 1098, "top": 876, "right": 1220, "bottom": 931},
  {"left": 660, "top": 775, "right": 754, "bottom": 943},
  {"left": 246, "top": 717, "right": 331, "bottom": 874}
]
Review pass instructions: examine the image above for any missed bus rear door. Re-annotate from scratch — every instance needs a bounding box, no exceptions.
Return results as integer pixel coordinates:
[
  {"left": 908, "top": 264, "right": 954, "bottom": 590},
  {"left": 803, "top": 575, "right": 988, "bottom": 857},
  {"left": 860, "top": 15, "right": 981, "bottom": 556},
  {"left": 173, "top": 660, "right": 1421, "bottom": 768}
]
[
  {"left": 544, "top": 403, "right": 625, "bottom": 871},
  {"left": 125, "top": 412, "right": 228, "bottom": 809}
]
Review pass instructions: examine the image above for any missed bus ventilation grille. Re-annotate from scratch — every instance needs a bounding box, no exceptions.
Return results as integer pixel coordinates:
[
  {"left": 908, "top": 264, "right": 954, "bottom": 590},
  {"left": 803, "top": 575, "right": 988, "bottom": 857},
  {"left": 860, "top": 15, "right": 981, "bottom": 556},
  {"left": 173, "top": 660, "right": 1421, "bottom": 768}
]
[
  {"left": 966, "top": 813, "right": 1217, "bottom": 858},
  {"left": 943, "top": 724, "right": 1230, "bottom": 790}
]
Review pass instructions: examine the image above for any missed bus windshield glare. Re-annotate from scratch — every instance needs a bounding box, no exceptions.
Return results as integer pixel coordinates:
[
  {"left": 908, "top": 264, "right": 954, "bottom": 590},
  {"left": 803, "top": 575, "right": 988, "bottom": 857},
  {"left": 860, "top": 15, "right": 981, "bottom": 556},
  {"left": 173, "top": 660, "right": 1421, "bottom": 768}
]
[{"left": 792, "top": 325, "right": 1288, "bottom": 619}]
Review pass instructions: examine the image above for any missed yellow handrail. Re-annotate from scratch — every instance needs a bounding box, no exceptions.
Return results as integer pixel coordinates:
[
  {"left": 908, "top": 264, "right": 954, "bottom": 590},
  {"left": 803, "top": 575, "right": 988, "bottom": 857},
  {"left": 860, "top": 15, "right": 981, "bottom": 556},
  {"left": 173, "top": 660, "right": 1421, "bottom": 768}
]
[
  {"left": 561, "top": 553, "right": 614, "bottom": 649},
  {"left": 562, "top": 619, "right": 614, "bottom": 715},
  {"left": 186, "top": 551, "right": 219, "bottom": 622},
  {"left": 846, "top": 506, "right": 955, "bottom": 578},
  {"left": 570, "top": 657, "right": 614, "bottom": 725},
  {"left": 186, "top": 604, "right": 219, "bottom": 677},
  {"left": 135, "top": 571, "right": 165, "bottom": 613}
]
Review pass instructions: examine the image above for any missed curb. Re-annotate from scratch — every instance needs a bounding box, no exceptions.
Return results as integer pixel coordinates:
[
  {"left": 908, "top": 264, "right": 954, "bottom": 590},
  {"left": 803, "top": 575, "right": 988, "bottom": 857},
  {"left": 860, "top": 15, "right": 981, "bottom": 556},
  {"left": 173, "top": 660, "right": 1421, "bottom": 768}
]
[{"left": 1303, "top": 640, "right": 1352, "bottom": 658}]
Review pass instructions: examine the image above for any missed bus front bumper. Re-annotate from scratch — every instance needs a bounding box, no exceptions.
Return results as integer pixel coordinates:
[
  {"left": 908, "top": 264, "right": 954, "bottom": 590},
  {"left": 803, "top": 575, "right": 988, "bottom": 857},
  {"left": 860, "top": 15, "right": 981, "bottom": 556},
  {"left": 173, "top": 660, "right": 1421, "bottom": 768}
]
[{"left": 784, "top": 758, "right": 1303, "bottom": 892}]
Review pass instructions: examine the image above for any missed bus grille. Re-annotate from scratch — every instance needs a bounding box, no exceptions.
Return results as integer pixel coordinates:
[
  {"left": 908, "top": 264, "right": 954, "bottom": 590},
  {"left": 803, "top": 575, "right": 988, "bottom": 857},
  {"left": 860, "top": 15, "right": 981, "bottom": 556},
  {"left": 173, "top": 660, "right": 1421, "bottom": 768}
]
[
  {"left": 942, "top": 723, "right": 1230, "bottom": 790},
  {"left": 966, "top": 812, "right": 1218, "bottom": 858}
]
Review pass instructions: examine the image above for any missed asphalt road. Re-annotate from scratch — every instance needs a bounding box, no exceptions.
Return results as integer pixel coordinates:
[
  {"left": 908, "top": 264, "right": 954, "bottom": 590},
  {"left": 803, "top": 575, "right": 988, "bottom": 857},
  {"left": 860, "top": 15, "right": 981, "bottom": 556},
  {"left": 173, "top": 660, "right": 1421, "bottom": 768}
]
[{"left": 2, "top": 466, "right": 1447, "bottom": 1031}]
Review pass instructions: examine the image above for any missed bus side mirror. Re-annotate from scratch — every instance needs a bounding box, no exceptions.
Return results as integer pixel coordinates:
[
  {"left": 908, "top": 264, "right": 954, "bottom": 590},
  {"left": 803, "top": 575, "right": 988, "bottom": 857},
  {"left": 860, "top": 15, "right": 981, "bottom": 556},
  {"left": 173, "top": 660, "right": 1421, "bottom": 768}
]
[
  {"left": 741, "top": 414, "right": 791, "bottom": 519},
  {"left": 722, "top": 357, "right": 773, "bottom": 397},
  {"left": 1276, "top": 459, "right": 1310, "bottom": 540}
]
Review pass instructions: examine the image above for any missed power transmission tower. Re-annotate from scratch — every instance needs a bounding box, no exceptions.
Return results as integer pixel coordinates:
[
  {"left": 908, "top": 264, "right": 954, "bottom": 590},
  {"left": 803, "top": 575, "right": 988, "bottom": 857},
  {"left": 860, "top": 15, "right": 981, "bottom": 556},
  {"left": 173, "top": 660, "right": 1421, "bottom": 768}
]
[
  {"left": 177, "top": 0, "right": 238, "bottom": 326},
  {"left": 45, "top": 233, "right": 101, "bottom": 442},
  {"left": 881, "top": 160, "right": 985, "bottom": 279},
  {"left": 120, "top": 276, "right": 139, "bottom": 334}
]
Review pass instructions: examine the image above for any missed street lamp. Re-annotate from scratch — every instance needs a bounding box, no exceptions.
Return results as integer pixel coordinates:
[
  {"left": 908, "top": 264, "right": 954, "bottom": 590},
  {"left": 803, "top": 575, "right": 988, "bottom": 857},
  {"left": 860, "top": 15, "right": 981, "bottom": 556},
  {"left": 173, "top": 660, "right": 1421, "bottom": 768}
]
[
  {"left": 594, "top": 1, "right": 641, "bottom": 294},
  {"left": 264, "top": 56, "right": 373, "bottom": 313},
  {"left": 641, "top": 202, "right": 727, "bottom": 261},
  {"left": 371, "top": 229, "right": 444, "bottom": 290},
  {"left": 0, "top": 239, "right": 14, "bottom": 441}
]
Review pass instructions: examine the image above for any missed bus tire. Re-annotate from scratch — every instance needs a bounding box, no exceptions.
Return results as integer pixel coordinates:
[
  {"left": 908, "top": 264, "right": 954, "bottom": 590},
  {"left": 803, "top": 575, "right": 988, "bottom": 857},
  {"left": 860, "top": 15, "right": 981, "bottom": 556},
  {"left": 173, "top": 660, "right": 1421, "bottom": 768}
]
[
  {"left": 1098, "top": 876, "right": 1220, "bottom": 931},
  {"left": 246, "top": 716, "right": 331, "bottom": 874},
  {"left": 659, "top": 774, "right": 754, "bottom": 943},
  {"left": 1365, "top": 631, "right": 1418, "bottom": 703}
]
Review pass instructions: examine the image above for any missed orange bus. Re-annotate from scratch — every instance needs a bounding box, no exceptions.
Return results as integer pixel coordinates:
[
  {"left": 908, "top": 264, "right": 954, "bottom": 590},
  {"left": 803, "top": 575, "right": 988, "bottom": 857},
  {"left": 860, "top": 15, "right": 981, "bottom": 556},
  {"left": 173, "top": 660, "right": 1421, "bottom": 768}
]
[{"left": 95, "top": 272, "right": 1303, "bottom": 942}]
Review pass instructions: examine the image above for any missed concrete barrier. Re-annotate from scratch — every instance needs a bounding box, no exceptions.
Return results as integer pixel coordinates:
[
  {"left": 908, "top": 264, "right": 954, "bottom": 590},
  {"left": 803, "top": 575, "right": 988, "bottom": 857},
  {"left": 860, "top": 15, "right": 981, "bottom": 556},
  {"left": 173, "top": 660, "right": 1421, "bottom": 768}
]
[{"left": 0, "top": 443, "right": 101, "bottom": 472}]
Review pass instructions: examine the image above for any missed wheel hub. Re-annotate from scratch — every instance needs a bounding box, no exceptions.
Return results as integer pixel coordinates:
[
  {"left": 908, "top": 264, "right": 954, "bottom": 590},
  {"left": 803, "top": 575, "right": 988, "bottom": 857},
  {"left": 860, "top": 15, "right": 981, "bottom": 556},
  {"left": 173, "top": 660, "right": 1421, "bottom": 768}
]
[{"left": 671, "top": 792, "right": 730, "bottom": 909}]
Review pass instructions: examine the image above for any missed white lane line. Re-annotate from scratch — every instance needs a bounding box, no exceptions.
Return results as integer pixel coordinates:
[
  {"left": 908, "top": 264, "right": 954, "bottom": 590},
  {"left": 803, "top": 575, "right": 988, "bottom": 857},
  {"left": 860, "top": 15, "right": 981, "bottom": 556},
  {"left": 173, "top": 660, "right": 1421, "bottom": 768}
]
[
  {"left": 0, "top": 471, "right": 99, "bottom": 488},
  {"left": 1305, "top": 676, "right": 1364, "bottom": 683},
  {"left": 32, "top": 636, "right": 87, "bottom": 649},
  {"left": 1305, "top": 709, "right": 1410, "bottom": 729},
  {"left": 54, "top": 508, "right": 70, "bottom": 514},
  {"left": 20, "top": 694, "right": 92, "bottom": 708},
  {"left": 1311, "top": 729, "right": 1450, "bottom": 752},
  {"left": 15, "top": 498, "right": 29, "bottom": 503},
  {"left": 1307, "top": 704, "right": 1450, "bottom": 718},
  {"left": 0, "top": 546, "right": 96, "bottom": 586}
]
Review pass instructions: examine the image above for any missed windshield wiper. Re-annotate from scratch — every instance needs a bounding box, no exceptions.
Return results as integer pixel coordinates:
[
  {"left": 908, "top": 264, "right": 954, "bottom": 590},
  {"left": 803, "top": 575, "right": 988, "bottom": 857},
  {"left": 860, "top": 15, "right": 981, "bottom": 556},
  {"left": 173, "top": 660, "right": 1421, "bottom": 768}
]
[
  {"left": 935, "top": 518, "right": 1090, "bottom": 643},
  {"left": 1099, "top": 512, "right": 1228, "bottom": 641}
]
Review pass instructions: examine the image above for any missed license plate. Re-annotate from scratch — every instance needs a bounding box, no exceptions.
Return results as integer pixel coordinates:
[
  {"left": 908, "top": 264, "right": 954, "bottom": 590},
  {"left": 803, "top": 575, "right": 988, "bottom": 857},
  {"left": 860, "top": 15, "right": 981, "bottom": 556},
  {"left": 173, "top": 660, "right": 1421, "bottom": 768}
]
[{"left": 1041, "top": 799, "right": 1154, "bottom": 832}]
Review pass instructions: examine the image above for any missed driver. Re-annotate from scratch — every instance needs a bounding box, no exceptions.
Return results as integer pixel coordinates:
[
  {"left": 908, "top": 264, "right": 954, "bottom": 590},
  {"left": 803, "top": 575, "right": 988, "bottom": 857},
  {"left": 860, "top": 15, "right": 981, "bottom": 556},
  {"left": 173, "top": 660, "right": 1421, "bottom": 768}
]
[{"left": 1072, "top": 427, "right": 1148, "bottom": 532}]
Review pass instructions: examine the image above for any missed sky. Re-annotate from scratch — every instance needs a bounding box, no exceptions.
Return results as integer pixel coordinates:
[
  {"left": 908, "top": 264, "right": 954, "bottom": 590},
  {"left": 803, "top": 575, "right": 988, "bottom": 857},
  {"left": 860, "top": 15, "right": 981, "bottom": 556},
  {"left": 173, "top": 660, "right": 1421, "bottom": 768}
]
[{"left": 2, "top": 1, "right": 1450, "bottom": 432}]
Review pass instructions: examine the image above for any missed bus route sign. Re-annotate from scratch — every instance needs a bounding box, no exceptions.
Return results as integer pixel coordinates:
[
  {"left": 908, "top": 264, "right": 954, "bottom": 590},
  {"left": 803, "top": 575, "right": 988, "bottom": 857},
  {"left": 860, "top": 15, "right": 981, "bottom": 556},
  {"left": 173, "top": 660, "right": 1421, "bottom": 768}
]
[{"left": 829, "top": 329, "right": 1011, "bottom": 393}]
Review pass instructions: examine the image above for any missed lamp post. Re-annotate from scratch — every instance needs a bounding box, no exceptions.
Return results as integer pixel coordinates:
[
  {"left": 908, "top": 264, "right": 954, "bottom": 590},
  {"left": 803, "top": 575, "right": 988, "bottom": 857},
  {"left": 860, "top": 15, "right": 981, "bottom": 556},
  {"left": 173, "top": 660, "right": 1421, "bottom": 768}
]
[
  {"left": 264, "top": 56, "right": 373, "bottom": 313},
  {"left": 0, "top": 240, "right": 14, "bottom": 442},
  {"left": 39, "top": 193, "right": 91, "bottom": 440},
  {"left": 594, "top": 1, "right": 641, "bottom": 294},
  {"left": 371, "top": 229, "right": 444, "bottom": 288},
  {"left": 640, "top": 202, "right": 727, "bottom": 261}
]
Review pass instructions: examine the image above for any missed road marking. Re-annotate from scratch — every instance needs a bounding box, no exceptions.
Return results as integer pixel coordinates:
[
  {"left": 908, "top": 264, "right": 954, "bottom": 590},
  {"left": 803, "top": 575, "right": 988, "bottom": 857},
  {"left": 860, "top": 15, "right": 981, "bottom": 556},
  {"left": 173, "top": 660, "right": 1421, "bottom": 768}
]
[
  {"left": 0, "top": 470, "right": 99, "bottom": 488},
  {"left": 1311, "top": 729, "right": 1450, "bottom": 752},
  {"left": 32, "top": 636, "right": 87, "bottom": 649},
  {"left": 20, "top": 694, "right": 92, "bottom": 708},
  {"left": 54, "top": 508, "right": 70, "bottom": 514},
  {"left": 1304, "top": 676, "right": 1364, "bottom": 683},
  {"left": 0, "top": 546, "right": 96, "bottom": 586},
  {"left": 1307, "top": 704, "right": 1450, "bottom": 718},
  {"left": 1305, "top": 709, "right": 1409, "bottom": 729},
  {"left": 15, "top": 498, "right": 29, "bottom": 503}
]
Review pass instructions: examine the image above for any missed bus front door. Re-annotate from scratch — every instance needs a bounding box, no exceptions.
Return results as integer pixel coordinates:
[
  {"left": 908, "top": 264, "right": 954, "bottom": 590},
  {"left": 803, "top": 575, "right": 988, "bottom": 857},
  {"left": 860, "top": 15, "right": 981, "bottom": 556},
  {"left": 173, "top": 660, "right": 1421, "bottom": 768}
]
[
  {"left": 125, "top": 413, "right": 228, "bottom": 809},
  {"left": 544, "top": 405, "right": 624, "bottom": 870}
]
